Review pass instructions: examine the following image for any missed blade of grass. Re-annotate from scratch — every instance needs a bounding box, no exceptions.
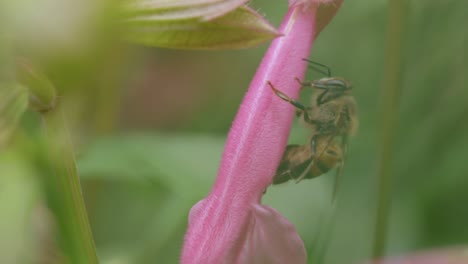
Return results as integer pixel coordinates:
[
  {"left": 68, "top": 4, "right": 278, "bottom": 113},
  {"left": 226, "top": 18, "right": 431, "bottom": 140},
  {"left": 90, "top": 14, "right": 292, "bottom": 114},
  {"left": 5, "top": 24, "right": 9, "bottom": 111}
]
[{"left": 372, "top": 0, "right": 408, "bottom": 259}]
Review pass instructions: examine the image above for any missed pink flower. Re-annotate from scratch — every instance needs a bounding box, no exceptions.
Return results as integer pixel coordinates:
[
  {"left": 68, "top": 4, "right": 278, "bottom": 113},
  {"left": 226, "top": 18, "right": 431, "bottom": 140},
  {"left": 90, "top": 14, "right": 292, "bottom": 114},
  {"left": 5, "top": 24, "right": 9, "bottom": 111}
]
[{"left": 181, "top": 1, "right": 343, "bottom": 263}]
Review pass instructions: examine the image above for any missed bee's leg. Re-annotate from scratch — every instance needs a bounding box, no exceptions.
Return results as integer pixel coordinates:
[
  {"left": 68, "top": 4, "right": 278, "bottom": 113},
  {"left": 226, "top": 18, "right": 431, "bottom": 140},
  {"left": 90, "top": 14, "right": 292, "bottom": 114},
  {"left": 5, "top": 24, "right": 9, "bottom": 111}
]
[
  {"left": 295, "top": 134, "right": 331, "bottom": 183},
  {"left": 293, "top": 135, "right": 318, "bottom": 183},
  {"left": 294, "top": 157, "right": 315, "bottom": 183},
  {"left": 268, "top": 81, "right": 308, "bottom": 113},
  {"left": 310, "top": 134, "right": 318, "bottom": 156},
  {"left": 272, "top": 169, "right": 295, "bottom": 185},
  {"left": 295, "top": 109, "right": 303, "bottom": 117},
  {"left": 296, "top": 107, "right": 314, "bottom": 120},
  {"left": 294, "top": 77, "right": 311, "bottom": 87}
]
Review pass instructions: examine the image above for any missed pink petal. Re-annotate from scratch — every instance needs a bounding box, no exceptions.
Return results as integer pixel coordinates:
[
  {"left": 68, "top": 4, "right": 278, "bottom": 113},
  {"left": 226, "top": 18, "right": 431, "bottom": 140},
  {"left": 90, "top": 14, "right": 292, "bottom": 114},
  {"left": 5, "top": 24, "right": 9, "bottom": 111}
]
[
  {"left": 182, "top": 6, "right": 317, "bottom": 261},
  {"left": 237, "top": 204, "right": 306, "bottom": 264},
  {"left": 182, "top": 1, "right": 344, "bottom": 263}
]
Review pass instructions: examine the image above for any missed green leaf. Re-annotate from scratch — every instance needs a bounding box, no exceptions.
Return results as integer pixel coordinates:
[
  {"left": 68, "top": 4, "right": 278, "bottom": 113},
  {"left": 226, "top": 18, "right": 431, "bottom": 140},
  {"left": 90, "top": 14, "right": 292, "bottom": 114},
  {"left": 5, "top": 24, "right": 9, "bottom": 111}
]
[
  {"left": 78, "top": 133, "right": 224, "bottom": 195},
  {"left": 122, "top": 0, "right": 250, "bottom": 21},
  {"left": 77, "top": 134, "right": 225, "bottom": 261},
  {"left": 121, "top": 5, "right": 279, "bottom": 49},
  {"left": 0, "top": 83, "right": 28, "bottom": 148}
]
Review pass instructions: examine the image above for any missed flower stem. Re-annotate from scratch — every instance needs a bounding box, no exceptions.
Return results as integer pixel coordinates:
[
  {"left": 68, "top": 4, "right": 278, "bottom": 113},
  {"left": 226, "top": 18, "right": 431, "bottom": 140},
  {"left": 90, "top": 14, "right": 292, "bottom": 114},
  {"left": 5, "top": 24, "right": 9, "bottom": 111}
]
[
  {"left": 40, "top": 109, "right": 99, "bottom": 264},
  {"left": 372, "top": 0, "right": 408, "bottom": 259}
]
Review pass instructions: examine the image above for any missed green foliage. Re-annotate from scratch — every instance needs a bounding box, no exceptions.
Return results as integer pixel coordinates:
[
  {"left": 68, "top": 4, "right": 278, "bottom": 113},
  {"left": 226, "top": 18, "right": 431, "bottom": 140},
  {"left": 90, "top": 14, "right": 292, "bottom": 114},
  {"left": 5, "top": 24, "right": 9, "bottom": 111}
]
[
  {"left": 78, "top": 134, "right": 222, "bottom": 192},
  {"left": 0, "top": 151, "right": 38, "bottom": 263},
  {"left": 78, "top": 134, "right": 224, "bottom": 262},
  {"left": 121, "top": 3, "right": 279, "bottom": 49},
  {"left": 0, "top": 83, "right": 28, "bottom": 148}
]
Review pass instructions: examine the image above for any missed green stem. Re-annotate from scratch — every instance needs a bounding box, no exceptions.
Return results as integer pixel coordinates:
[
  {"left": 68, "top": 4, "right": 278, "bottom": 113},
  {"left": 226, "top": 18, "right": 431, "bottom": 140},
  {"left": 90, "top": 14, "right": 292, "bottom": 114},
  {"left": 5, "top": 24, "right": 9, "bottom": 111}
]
[
  {"left": 372, "top": 0, "right": 407, "bottom": 259},
  {"left": 41, "top": 109, "right": 99, "bottom": 264}
]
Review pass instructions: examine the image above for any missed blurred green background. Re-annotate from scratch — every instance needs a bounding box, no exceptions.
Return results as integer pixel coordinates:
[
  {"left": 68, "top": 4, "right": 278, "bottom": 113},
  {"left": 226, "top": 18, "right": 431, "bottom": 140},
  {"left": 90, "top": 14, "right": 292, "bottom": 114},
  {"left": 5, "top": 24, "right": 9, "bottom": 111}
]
[{"left": 1, "top": 0, "right": 468, "bottom": 263}]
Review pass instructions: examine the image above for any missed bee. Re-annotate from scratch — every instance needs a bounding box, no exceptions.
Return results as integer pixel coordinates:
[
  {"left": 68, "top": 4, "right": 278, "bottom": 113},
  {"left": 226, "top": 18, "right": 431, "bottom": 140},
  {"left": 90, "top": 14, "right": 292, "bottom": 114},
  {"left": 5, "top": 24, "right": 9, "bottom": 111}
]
[
  {"left": 272, "top": 134, "right": 343, "bottom": 184},
  {"left": 268, "top": 59, "right": 358, "bottom": 188}
]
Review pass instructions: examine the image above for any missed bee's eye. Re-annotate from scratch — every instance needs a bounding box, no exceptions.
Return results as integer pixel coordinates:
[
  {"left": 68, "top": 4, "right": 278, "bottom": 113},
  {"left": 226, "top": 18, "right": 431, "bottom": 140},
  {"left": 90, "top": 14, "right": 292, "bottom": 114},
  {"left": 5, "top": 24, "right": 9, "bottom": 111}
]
[{"left": 324, "top": 79, "right": 348, "bottom": 89}]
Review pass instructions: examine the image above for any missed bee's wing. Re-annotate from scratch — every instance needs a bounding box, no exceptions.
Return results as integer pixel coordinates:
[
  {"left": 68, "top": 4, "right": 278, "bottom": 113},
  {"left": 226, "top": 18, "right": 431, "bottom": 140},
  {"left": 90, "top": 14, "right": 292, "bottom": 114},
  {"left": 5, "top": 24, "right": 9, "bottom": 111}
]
[
  {"left": 326, "top": 103, "right": 351, "bottom": 201},
  {"left": 332, "top": 135, "right": 348, "bottom": 202},
  {"left": 312, "top": 136, "right": 346, "bottom": 263}
]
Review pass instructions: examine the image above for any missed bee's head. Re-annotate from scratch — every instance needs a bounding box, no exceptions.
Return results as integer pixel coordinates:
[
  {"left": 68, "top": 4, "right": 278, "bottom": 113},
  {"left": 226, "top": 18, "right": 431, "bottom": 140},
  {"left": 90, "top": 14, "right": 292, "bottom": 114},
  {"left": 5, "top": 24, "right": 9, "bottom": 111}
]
[{"left": 312, "top": 77, "right": 352, "bottom": 105}]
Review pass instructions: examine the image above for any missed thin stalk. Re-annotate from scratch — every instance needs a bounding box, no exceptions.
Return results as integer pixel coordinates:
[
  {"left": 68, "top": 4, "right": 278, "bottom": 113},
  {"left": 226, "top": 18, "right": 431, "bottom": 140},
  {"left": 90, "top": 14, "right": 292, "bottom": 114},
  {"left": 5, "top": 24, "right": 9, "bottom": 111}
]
[
  {"left": 372, "top": 0, "right": 407, "bottom": 259},
  {"left": 40, "top": 109, "right": 99, "bottom": 264}
]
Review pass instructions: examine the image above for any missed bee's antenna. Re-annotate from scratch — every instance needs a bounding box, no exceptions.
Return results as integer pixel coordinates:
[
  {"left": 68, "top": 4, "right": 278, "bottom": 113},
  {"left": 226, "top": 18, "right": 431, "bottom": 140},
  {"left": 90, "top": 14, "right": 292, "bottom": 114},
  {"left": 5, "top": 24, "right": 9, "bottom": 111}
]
[{"left": 302, "top": 59, "right": 332, "bottom": 77}]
